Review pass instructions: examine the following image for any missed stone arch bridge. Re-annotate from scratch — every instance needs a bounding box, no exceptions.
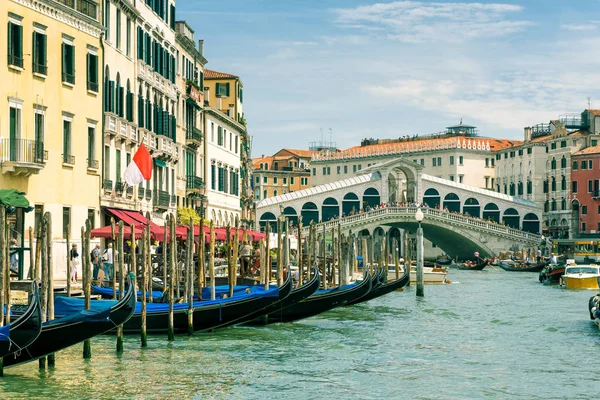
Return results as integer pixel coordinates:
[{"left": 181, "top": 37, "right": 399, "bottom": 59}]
[{"left": 255, "top": 159, "right": 542, "bottom": 259}]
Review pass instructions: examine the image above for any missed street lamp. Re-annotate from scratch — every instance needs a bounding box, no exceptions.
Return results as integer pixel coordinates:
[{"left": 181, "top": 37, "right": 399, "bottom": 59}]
[{"left": 415, "top": 207, "right": 424, "bottom": 297}]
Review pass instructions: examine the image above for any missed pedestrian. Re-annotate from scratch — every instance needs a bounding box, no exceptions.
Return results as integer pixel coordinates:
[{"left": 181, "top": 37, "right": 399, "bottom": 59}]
[
  {"left": 536, "top": 249, "right": 541, "bottom": 263},
  {"left": 239, "top": 240, "right": 253, "bottom": 277},
  {"left": 91, "top": 243, "right": 102, "bottom": 281},
  {"left": 69, "top": 243, "right": 79, "bottom": 283},
  {"left": 104, "top": 243, "right": 115, "bottom": 281}
]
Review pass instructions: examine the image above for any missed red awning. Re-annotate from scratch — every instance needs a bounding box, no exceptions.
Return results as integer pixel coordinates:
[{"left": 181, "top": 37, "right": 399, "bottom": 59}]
[
  {"left": 106, "top": 208, "right": 138, "bottom": 227},
  {"left": 90, "top": 224, "right": 146, "bottom": 239}
]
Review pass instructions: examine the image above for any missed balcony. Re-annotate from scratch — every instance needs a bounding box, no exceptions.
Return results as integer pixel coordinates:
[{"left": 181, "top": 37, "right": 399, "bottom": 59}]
[
  {"left": 171, "top": 195, "right": 176, "bottom": 205},
  {"left": 593, "top": 190, "right": 600, "bottom": 200},
  {"left": 115, "top": 181, "right": 124, "bottom": 195},
  {"left": 55, "top": 0, "right": 98, "bottom": 20},
  {"left": 145, "top": 188, "right": 152, "bottom": 200},
  {"left": 185, "top": 127, "right": 202, "bottom": 147},
  {"left": 103, "top": 179, "right": 113, "bottom": 193},
  {"left": 87, "top": 80, "right": 98, "bottom": 93},
  {"left": 104, "top": 114, "right": 118, "bottom": 137},
  {"left": 33, "top": 62, "right": 47, "bottom": 76},
  {"left": 87, "top": 158, "right": 99, "bottom": 170},
  {"left": 117, "top": 118, "right": 128, "bottom": 141},
  {"left": 186, "top": 175, "right": 205, "bottom": 195},
  {"left": 154, "top": 190, "right": 170, "bottom": 209},
  {"left": 0, "top": 138, "right": 46, "bottom": 176},
  {"left": 126, "top": 186, "right": 133, "bottom": 197},
  {"left": 8, "top": 55, "right": 23, "bottom": 69},
  {"left": 155, "top": 135, "right": 177, "bottom": 161},
  {"left": 62, "top": 154, "right": 75, "bottom": 165},
  {"left": 138, "top": 188, "right": 145, "bottom": 199},
  {"left": 139, "top": 128, "right": 156, "bottom": 152},
  {"left": 62, "top": 72, "right": 75, "bottom": 85}
]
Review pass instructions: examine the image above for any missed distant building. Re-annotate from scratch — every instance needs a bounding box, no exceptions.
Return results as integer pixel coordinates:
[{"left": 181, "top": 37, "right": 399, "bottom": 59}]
[
  {"left": 570, "top": 145, "right": 600, "bottom": 236},
  {"left": 252, "top": 149, "right": 315, "bottom": 202}
]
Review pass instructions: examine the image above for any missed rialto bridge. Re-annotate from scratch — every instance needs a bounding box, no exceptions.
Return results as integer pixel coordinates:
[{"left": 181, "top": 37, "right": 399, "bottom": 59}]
[{"left": 255, "top": 159, "right": 543, "bottom": 259}]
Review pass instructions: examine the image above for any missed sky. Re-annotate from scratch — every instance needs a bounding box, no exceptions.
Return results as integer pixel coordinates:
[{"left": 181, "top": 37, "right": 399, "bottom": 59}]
[{"left": 178, "top": 0, "right": 600, "bottom": 157}]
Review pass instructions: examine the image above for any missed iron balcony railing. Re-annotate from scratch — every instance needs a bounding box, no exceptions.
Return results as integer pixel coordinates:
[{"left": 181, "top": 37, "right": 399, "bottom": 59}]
[
  {"left": 127, "top": 186, "right": 133, "bottom": 196},
  {"left": 186, "top": 127, "right": 202, "bottom": 143},
  {"left": 0, "top": 138, "right": 45, "bottom": 164},
  {"left": 154, "top": 190, "right": 170, "bottom": 207},
  {"left": 62, "top": 72, "right": 75, "bottom": 85},
  {"left": 103, "top": 179, "right": 113, "bottom": 190},
  {"left": 33, "top": 62, "right": 47, "bottom": 75},
  {"left": 8, "top": 55, "right": 23, "bottom": 69},
  {"left": 138, "top": 188, "right": 145, "bottom": 199},
  {"left": 592, "top": 190, "right": 600, "bottom": 199},
  {"left": 145, "top": 189, "right": 152, "bottom": 200},
  {"left": 87, "top": 158, "right": 98, "bottom": 169},
  {"left": 62, "top": 154, "right": 75, "bottom": 164},
  {"left": 55, "top": 0, "right": 98, "bottom": 20},
  {"left": 115, "top": 181, "right": 124, "bottom": 194},
  {"left": 87, "top": 80, "right": 98, "bottom": 92},
  {"left": 171, "top": 195, "right": 176, "bottom": 204},
  {"left": 186, "top": 175, "right": 205, "bottom": 190}
]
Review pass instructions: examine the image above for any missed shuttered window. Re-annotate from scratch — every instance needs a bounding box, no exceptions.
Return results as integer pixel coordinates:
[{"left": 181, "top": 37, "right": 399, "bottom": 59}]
[
  {"left": 62, "top": 43, "right": 75, "bottom": 84},
  {"left": 138, "top": 94, "right": 145, "bottom": 128},
  {"left": 87, "top": 53, "right": 98, "bottom": 92},
  {"left": 8, "top": 22, "right": 23, "bottom": 68},
  {"left": 211, "top": 164, "right": 216, "bottom": 190},
  {"left": 32, "top": 31, "right": 47, "bottom": 74}
]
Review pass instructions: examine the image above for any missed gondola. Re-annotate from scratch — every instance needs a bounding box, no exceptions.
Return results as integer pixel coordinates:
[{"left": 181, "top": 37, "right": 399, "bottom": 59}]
[
  {"left": 539, "top": 265, "right": 565, "bottom": 284},
  {"left": 0, "top": 281, "right": 42, "bottom": 358},
  {"left": 435, "top": 256, "right": 453, "bottom": 265},
  {"left": 499, "top": 261, "right": 548, "bottom": 272},
  {"left": 345, "top": 267, "right": 386, "bottom": 306},
  {"left": 122, "top": 272, "right": 293, "bottom": 333},
  {"left": 265, "top": 270, "right": 372, "bottom": 323},
  {"left": 458, "top": 259, "right": 488, "bottom": 271},
  {"left": 348, "top": 266, "right": 410, "bottom": 305},
  {"left": 250, "top": 266, "right": 321, "bottom": 324},
  {"left": 3, "top": 274, "right": 136, "bottom": 368}
]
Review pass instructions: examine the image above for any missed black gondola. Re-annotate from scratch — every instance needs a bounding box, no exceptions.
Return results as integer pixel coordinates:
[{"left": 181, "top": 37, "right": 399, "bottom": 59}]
[
  {"left": 0, "top": 281, "right": 42, "bottom": 358},
  {"left": 345, "top": 267, "right": 385, "bottom": 306},
  {"left": 265, "top": 270, "right": 372, "bottom": 323},
  {"left": 348, "top": 266, "right": 409, "bottom": 305},
  {"left": 122, "top": 272, "right": 293, "bottom": 333},
  {"left": 250, "top": 266, "right": 321, "bottom": 324},
  {"left": 3, "top": 274, "right": 136, "bottom": 368},
  {"left": 458, "top": 259, "right": 488, "bottom": 271},
  {"left": 499, "top": 261, "right": 548, "bottom": 272}
]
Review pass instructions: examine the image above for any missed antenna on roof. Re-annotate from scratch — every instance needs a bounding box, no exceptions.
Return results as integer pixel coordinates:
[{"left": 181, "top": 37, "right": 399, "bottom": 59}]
[
  {"left": 588, "top": 97, "right": 592, "bottom": 109},
  {"left": 460, "top": 118, "right": 463, "bottom": 125},
  {"left": 329, "top": 128, "right": 333, "bottom": 145},
  {"left": 320, "top": 128, "right": 324, "bottom": 143}
]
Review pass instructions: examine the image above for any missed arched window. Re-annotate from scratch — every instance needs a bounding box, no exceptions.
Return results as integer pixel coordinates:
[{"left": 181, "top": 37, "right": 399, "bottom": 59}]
[
  {"left": 551, "top": 157, "right": 556, "bottom": 170},
  {"left": 560, "top": 155, "right": 567, "bottom": 168},
  {"left": 342, "top": 193, "right": 360, "bottom": 216},
  {"left": 423, "top": 188, "right": 440, "bottom": 208}
]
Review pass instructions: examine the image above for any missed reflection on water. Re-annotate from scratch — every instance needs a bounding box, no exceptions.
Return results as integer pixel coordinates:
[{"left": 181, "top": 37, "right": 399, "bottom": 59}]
[{"left": 1, "top": 270, "right": 598, "bottom": 399}]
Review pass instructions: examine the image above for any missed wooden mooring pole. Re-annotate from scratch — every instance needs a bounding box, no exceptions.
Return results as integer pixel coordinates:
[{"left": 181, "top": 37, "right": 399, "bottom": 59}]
[
  {"left": 46, "top": 213, "right": 55, "bottom": 367},
  {"left": 187, "top": 218, "right": 194, "bottom": 336},
  {"left": 209, "top": 221, "right": 216, "bottom": 300},
  {"left": 0, "top": 207, "right": 6, "bottom": 376},
  {"left": 83, "top": 220, "right": 92, "bottom": 359},
  {"left": 168, "top": 214, "right": 176, "bottom": 341}
]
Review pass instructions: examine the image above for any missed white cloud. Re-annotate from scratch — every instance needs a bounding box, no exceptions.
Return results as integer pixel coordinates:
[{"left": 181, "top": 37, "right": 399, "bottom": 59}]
[
  {"left": 560, "top": 24, "right": 597, "bottom": 31},
  {"left": 333, "top": 1, "right": 533, "bottom": 43}
]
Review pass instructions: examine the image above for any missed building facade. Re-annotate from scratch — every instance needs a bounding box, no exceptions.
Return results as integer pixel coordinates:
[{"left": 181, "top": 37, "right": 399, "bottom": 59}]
[
  {"left": 174, "top": 21, "right": 206, "bottom": 216},
  {"left": 1, "top": 0, "right": 104, "bottom": 277},
  {"left": 570, "top": 146, "right": 600, "bottom": 235},
  {"left": 252, "top": 148, "right": 314, "bottom": 201}
]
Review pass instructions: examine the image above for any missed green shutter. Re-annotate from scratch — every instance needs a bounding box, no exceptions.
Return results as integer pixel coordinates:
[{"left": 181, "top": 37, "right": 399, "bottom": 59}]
[
  {"left": 8, "top": 23, "right": 12, "bottom": 58},
  {"left": 138, "top": 95, "right": 144, "bottom": 127},
  {"left": 216, "top": 83, "right": 221, "bottom": 96},
  {"left": 32, "top": 31, "right": 37, "bottom": 69},
  {"left": 70, "top": 44, "right": 75, "bottom": 80},
  {"left": 16, "top": 24, "right": 22, "bottom": 58},
  {"left": 109, "top": 81, "right": 115, "bottom": 112},
  {"left": 157, "top": 108, "right": 163, "bottom": 135},
  {"left": 86, "top": 53, "right": 91, "bottom": 85},
  {"left": 61, "top": 43, "right": 66, "bottom": 79},
  {"left": 225, "top": 82, "right": 230, "bottom": 96},
  {"left": 171, "top": 116, "right": 176, "bottom": 141},
  {"left": 40, "top": 33, "right": 46, "bottom": 68},
  {"left": 163, "top": 111, "right": 169, "bottom": 137}
]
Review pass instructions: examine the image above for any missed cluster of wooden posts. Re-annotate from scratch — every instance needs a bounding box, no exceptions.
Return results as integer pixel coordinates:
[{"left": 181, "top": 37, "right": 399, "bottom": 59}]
[{"left": 0, "top": 209, "right": 410, "bottom": 375}]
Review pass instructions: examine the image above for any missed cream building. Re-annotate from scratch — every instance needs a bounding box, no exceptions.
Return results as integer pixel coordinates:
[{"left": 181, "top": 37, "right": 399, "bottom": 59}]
[
  {"left": 1, "top": 0, "right": 103, "bottom": 277},
  {"left": 174, "top": 21, "right": 207, "bottom": 215}
]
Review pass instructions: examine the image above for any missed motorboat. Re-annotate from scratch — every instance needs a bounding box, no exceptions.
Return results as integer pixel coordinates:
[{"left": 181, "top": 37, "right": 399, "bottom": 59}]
[
  {"left": 394, "top": 262, "right": 448, "bottom": 284},
  {"left": 560, "top": 264, "right": 600, "bottom": 290}
]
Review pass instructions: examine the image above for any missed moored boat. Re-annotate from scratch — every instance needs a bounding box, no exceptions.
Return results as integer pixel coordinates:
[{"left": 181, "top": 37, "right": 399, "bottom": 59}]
[
  {"left": 406, "top": 263, "right": 448, "bottom": 284},
  {"left": 539, "top": 264, "right": 566, "bottom": 284},
  {"left": 0, "top": 281, "right": 42, "bottom": 358},
  {"left": 435, "top": 255, "right": 452, "bottom": 265},
  {"left": 266, "top": 270, "right": 372, "bottom": 323},
  {"left": 4, "top": 273, "right": 136, "bottom": 368},
  {"left": 499, "top": 261, "right": 547, "bottom": 272},
  {"left": 458, "top": 259, "right": 488, "bottom": 271},
  {"left": 560, "top": 265, "right": 600, "bottom": 290},
  {"left": 350, "top": 265, "right": 410, "bottom": 305}
]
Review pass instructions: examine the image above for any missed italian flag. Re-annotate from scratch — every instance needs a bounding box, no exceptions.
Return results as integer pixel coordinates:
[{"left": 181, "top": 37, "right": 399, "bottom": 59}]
[{"left": 123, "top": 144, "right": 153, "bottom": 185}]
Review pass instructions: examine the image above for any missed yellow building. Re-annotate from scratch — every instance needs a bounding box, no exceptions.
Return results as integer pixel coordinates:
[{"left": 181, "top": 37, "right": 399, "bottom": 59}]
[{"left": 1, "top": 0, "right": 103, "bottom": 277}]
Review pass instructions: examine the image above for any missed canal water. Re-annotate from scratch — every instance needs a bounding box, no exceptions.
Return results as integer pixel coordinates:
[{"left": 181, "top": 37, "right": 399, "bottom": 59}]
[{"left": 1, "top": 269, "right": 598, "bottom": 399}]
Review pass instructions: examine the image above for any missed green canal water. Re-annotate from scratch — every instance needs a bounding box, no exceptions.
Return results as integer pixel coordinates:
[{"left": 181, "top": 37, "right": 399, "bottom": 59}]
[{"left": 1, "top": 269, "right": 598, "bottom": 399}]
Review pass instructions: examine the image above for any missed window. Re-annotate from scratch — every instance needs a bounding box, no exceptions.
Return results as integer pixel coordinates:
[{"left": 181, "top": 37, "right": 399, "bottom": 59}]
[
  {"left": 582, "top": 160, "right": 587, "bottom": 170},
  {"left": 8, "top": 102, "right": 22, "bottom": 162},
  {"left": 322, "top": 167, "right": 326, "bottom": 175},
  {"left": 290, "top": 177, "right": 295, "bottom": 184},
  {"left": 420, "top": 159, "right": 424, "bottom": 166},
  {"left": 593, "top": 140, "right": 598, "bottom": 146},
  {"left": 63, "top": 118, "right": 72, "bottom": 163},
  {"left": 459, "top": 175, "right": 463, "bottom": 183},
  {"left": 504, "top": 153, "right": 508, "bottom": 159},
  {"left": 216, "top": 82, "right": 230, "bottom": 97},
  {"left": 87, "top": 208, "right": 96, "bottom": 230},
  {"left": 34, "top": 109, "right": 44, "bottom": 162},
  {"left": 589, "top": 180, "right": 593, "bottom": 193},
  {"left": 211, "top": 164, "right": 216, "bottom": 189},
  {"left": 543, "top": 180, "right": 548, "bottom": 193},
  {"left": 485, "top": 158, "right": 489, "bottom": 167},
  {"left": 344, "top": 165, "right": 348, "bottom": 173},
  {"left": 87, "top": 52, "right": 99, "bottom": 92},
  {"left": 32, "top": 30, "right": 47, "bottom": 75},
  {"left": 116, "top": 9, "right": 121, "bottom": 49},
  {"left": 436, "top": 157, "right": 441, "bottom": 166},
  {"left": 572, "top": 161, "right": 578, "bottom": 170},
  {"left": 301, "top": 177, "right": 308, "bottom": 185},
  {"left": 312, "top": 168, "right": 316, "bottom": 176},
  {"left": 551, "top": 158, "right": 556, "bottom": 170},
  {"left": 561, "top": 198, "right": 566, "bottom": 210},
  {"left": 450, "top": 156, "right": 454, "bottom": 165},
  {"left": 561, "top": 176, "right": 566, "bottom": 191},
  {"left": 551, "top": 178, "right": 556, "bottom": 192},
  {"left": 560, "top": 140, "right": 567, "bottom": 148},
  {"left": 235, "top": 136, "right": 238, "bottom": 154},
  {"left": 229, "top": 132, "right": 232, "bottom": 151},
  {"left": 217, "top": 126, "right": 223, "bottom": 145},
  {"left": 589, "top": 160, "right": 593, "bottom": 170},
  {"left": 510, "top": 151, "right": 515, "bottom": 158},
  {"left": 327, "top": 166, "right": 331, "bottom": 174},
  {"left": 491, "top": 158, "right": 495, "bottom": 167},
  {"left": 518, "top": 149, "right": 523, "bottom": 156},
  {"left": 62, "top": 207, "right": 71, "bottom": 239},
  {"left": 62, "top": 39, "right": 75, "bottom": 85},
  {"left": 273, "top": 190, "right": 278, "bottom": 197},
  {"left": 495, "top": 154, "right": 501, "bottom": 161},
  {"left": 104, "top": 145, "right": 110, "bottom": 180},
  {"left": 582, "top": 206, "right": 588, "bottom": 215},
  {"left": 551, "top": 199, "right": 557, "bottom": 211},
  {"left": 572, "top": 181, "right": 578, "bottom": 193},
  {"left": 218, "top": 167, "right": 224, "bottom": 191},
  {"left": 450, "top": 175, "right": 455, "bottom": 181},
  {"left": 283, "top": 177, "right": 287, "bottom": 185},
  {"left": 459, "top": 156, "right": 463, "bottom": 165},
  {"left": 115, "top": 149, "right": 121, "bottom": 183},
  {"left": 337, "top": 166, "right": 341, "bottom": 174},
  {"left": 7, "top": 17, "right": 23, "bottom": 68},
  {"left": 433, "top": 158, "right": 437, "bottom": 167},
  {"left": 126, "top": 18, "right": 131, "bottom": 56},
  {"left": 551, "top": 142, "right": 556, "bottom": 150},
  {"left": 527, "top": 180, "right": 532, "bottom": 194},
  {"left": 263, "top": 190, "right": 267, "bottom": 199},
  {"left": 527, "top": 148, "right": 532, "bottom": 155},
  {"left": 87, "top": 126, "right": 95, "bottom": 167},
  {"left": 356, "top": 165, "right": 360, "bottom": 171},
  {"left": 263, "top": 176, "right": 267, "bottom": 184},
  {"left": 582, "top": 222, "right": 587, "bottom": 232},
  {"left": 274, "top": 177, "right": 278, "bottom": 185},
  {"left": 104, "top": 0, "right": 110, "bottom": 40}
]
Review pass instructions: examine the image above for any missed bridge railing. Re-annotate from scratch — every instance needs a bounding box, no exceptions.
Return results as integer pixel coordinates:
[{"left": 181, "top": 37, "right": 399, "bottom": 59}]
[{"left": 301, "top": 206, "right": 541, "bottom": 242}]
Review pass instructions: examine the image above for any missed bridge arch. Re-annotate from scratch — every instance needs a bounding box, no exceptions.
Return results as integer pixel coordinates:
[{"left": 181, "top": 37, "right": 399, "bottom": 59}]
[
  {"left": 283, "top": 207, "right": 298, "bottom": 227},
  {"left": 322, "top": 197, "right": 340, "bottom": 222},
  {"left": 463, "top": 198, "right": 480, "bottom": 218},
  {"left": 342, "top": 192, "right": 360, "bottom": 216},
  {"left": 301, "top": 202, "right": 319, "bottom": 225},
  {"left": 423, "top": 188, "right": 440, "bottom": 208},
  {"left": 443, "top": 193, "right": 460, "bottom": 213},
  {"left": 483, "top": 203, "right": 500, "bottom": 223},
  {"left": 363, "top": 188, "right": 380, "bottom": 208},
  {"left": 523, "top": 213, "right": 540, "bottom": 234},
  {"left": 502, "top": 208, "right": 520, "bottom": 229}
]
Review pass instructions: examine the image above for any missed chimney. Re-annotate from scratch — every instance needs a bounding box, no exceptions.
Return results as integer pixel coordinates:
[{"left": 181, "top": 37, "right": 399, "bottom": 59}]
[
  {"left": 229, "top": 104, "right": 235, "bottom": 118},
  {"left": 198, "top": 40, "right": 204, "bottom": 56},
  {"left": 524, "top": 127, "right": 532, "bottom": 142}
]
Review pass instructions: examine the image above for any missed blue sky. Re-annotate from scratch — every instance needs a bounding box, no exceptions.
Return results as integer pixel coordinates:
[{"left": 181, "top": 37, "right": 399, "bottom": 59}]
[{"left": 178, "top": 0, "right": 600, "bottom": 157}]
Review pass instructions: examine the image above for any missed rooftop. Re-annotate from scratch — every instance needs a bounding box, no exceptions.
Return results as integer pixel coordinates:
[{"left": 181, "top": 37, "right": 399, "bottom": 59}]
[
  {"left": 278, "top": 148, "right": 319, "bottom": 158},
  {"left": 204, "top": 69, "right": 238, "bottom": 80},
  {"left": 572, "top": 145, "right": 600, "bottom": 156}
]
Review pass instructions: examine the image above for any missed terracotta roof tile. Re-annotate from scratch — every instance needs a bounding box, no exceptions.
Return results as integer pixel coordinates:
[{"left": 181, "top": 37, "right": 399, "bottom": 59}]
[
  {"left": 204, "top": 69, "right": 238, "bottom": 80},
  {"left": 252, "top": 156, "right": 273, "bottom": 169},
  {"left": 279, "top": 148, "right": 318, "bottom": 158},
  {"left": 586, "top": 109, "right": 600, "bottom": 116},
  {"left": 573, "top": 145, "right": 600, "bottom": 156}
]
